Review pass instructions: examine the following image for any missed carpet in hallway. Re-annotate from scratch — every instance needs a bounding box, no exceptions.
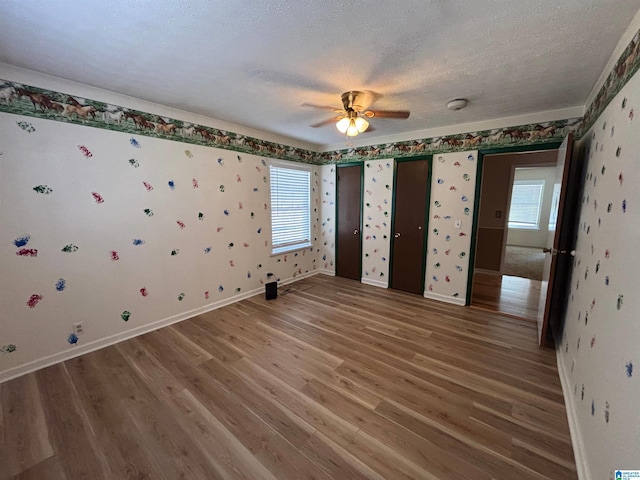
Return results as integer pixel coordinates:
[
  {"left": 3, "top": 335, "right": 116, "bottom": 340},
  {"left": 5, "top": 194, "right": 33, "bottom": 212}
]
[{"left": 503, "top": 245, "right": 545, "bottom": 280}]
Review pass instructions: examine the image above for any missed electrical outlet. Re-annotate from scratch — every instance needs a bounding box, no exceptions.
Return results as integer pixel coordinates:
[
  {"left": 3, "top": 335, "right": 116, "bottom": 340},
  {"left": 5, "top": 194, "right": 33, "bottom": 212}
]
[{"left": 73, "top": 322, "right": 84, "bottom": 335}]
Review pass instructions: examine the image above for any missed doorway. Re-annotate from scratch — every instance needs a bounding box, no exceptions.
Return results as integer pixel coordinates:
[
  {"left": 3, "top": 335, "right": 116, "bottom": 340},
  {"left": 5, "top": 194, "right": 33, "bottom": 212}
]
[
  {"left": 336, "top": 164, "right": 363, "bottom": 280},
  {"left": 389, "top": 157, "right": 430, "bottom": 294},
  {"left": 470, "top": 149, "right": 558, "bottom": 321},
  {"left": 503, "top": 165, "right": 557, "bottom": 281}
]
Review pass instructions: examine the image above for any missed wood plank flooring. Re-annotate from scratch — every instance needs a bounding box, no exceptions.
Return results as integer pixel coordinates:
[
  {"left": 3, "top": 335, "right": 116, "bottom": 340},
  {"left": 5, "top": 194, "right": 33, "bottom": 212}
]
[
  {"left": 0, "top": 275, "right": 576, "bottom": 479},
  {"left": 471, "top": 272, "right": 543, "bottom": 321}
]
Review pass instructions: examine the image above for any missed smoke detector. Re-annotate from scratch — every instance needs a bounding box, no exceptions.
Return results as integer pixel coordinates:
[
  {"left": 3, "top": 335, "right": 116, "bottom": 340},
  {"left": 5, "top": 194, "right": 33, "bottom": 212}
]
[{"left": 447, "top": 98, "right": 468, "bottom": 111}]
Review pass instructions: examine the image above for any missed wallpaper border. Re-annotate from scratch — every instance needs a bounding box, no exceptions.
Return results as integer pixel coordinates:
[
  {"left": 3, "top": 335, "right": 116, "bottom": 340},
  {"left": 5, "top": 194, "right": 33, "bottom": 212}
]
[
  {"left": 319, "top": 118, "right": 582, "bottom": 164},
  {"left": 0, "top": 77, "right": 582, "bottom": 164},
  {"left": 0, "top": 78, "right": 316, "bottom": 164},
  {"left": 0, "top": 25, "right": 638, "bottom": 166},
  {"left": 581, "top": 28, "right": 640, "bottom": 135}
]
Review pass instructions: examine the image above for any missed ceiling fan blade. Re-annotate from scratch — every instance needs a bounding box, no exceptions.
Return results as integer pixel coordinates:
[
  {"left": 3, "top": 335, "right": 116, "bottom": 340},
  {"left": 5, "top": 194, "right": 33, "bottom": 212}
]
[
  {"left": 310, "top": 116, "right": 344, "bottom": 128},
  {"left": 365, "top": 109, "right": 410, "bottom": 119},
  {"left": 302, "top": 102, "right": 343, "bottom": 112}
]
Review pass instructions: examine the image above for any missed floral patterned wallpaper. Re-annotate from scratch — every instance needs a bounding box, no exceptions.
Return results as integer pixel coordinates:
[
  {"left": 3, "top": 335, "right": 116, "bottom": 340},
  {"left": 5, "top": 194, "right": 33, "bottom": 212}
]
[
  {"left": 0, "top": 113, "right": 320, "bottom": 380},
  {"left": 558, "top": 68, "right": 639, "bottom": 480},
  {"left": 2, "top": 22, "right": 640, "bottom": 400},
  {"left": 361, "top": 159, "right": 394, "bottom": 287},
  {"left": 424, "top": 151, "right": 478, "bottom": 305},
  {"left": 317, "top": 165, "right": 336, "bottom": 273}
]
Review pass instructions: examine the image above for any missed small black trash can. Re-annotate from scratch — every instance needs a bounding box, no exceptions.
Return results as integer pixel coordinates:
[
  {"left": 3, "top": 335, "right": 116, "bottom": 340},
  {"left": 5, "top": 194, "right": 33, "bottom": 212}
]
[{"left": 265, "top": 281, "right": 277, "bottom": 300}]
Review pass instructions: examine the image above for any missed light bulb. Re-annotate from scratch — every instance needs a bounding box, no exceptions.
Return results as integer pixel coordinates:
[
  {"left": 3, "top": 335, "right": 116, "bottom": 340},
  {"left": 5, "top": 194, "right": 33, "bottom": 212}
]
[
  {"left": 336, "top": 117, "right": 350, "bottom": 133},
  {"left": 346, "top": 120, "right": 359, "bottom": 137},
  {"left": 354, "top": 116, "right": 369, "bottom": 133}
]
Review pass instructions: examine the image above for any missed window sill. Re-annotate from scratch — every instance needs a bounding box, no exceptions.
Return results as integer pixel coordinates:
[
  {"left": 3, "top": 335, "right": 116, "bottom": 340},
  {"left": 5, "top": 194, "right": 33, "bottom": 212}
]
[
  {"left": 271, "top": 242, "right": 312, "bottom": 256},
  {"left": 508, "top": 226, "right": 541, "bottom": 231}
]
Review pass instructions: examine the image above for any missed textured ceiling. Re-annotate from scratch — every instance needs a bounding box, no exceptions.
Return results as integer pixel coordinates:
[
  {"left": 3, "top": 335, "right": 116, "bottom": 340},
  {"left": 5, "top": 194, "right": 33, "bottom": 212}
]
[{"left": 1, "top": 0, "right": 639, "bottom": 149}]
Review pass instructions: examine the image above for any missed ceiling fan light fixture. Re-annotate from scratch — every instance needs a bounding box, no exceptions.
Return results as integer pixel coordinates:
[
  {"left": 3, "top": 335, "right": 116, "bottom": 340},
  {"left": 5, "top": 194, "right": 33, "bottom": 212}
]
[
  {"left": 346, "top": 120, "right": 359, "bottom": 137},
  {"left": 313, "top": 91, "right": 410, "bottom": 137},
  {"left": 336, "top": 117, "right": 351, "bottom": 134},
  {"left": 337, "top": 114, "right": 369, "bottom": 137},
  {"left": 354, "top": 116, "right": 369, "bottom": 133}
]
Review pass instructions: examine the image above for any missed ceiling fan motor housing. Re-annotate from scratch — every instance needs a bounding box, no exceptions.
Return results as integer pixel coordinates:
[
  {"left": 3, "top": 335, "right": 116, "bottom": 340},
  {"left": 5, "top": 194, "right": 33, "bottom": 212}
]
[{"left": 342, "top": 91, "right": 364, "bottom": 110}]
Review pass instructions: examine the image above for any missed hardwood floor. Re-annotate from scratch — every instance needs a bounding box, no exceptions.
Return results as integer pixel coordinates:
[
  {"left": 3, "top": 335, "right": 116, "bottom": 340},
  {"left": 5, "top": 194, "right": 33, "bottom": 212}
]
[
  {"left": 0, "top": 275, "right": 576, "bottom": 479},
  {"left": 471, "top": 272, "right": 543, "bottom": 321}
]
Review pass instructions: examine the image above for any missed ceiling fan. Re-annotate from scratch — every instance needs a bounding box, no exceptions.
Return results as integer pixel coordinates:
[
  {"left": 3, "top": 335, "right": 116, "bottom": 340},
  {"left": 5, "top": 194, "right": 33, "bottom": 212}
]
[{"left": 303, "top": 91, "right": 410, "bottom": 137}]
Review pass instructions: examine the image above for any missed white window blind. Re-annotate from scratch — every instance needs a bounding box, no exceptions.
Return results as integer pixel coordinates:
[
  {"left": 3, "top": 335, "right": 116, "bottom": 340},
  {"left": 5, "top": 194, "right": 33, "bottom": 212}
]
[
  {"left": 270, "top": 163, "right": 311, "bottom": 254},
  {"left": 508, "top": 180, "right": 545, "bottom": 229},
  {"left": 548, "top": 183, "right": 561, "bottom": 231}
]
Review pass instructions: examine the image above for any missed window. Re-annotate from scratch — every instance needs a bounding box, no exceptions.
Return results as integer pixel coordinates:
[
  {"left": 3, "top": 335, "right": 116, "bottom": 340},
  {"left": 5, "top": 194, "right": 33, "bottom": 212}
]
[
  {"left": 548, "top": 183, "right": 561, "bottom": 231},
  {"left": 269, "top": 161, "right": 311, "bottom": 255},
  {"left": 508, "top": 179, "right": 545, "bottom": 229}
]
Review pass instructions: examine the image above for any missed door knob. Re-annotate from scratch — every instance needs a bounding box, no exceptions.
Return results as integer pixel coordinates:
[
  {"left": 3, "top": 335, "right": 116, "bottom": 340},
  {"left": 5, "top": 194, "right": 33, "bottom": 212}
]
[
  {"left": 353, "top": 229, "right": 359, "bottom": 235},
  {"left": 543, "top": 247, "right": 565, "bottom": 256},
  {"left": 394, "top": 233, "right": 401, "bottom": 238}
]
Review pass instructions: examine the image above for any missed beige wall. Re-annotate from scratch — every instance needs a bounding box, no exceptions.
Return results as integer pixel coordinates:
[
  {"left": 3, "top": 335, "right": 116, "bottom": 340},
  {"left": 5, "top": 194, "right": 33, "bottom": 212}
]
[{"left": 475, "top": 150, "right": 557, "bottom": 272}]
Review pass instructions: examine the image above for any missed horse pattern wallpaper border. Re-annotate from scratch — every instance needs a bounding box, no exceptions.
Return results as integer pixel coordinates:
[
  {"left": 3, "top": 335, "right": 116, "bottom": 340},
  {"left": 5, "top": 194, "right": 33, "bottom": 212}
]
[
  {"left": 0, "top": 19, "right": 639, "bottom": 167},
  {"left": 582, "top": 29, "right": 640, "bottom": 135},
  {"left": 320, "top": 119, "right": 581, "bottom": 164},
  {"left": 0, "top": 80, "right": 317, "bottom": 165},
  {"left": 0, "top": 78, "right": 582, "bottom": 163}
]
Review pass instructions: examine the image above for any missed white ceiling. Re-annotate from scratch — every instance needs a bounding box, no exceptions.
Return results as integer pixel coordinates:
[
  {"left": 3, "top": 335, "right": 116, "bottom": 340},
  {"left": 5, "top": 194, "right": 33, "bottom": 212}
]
[{"left": 1, "top": 0, "right": 639, "bottom": 149}]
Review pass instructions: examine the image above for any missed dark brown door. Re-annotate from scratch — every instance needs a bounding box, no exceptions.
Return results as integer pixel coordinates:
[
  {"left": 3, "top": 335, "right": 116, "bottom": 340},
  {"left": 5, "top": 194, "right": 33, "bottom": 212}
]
[
  {"left": 336, "top": 165, "right": 362, "bottom": 280},
  {"left": 538, "top": 134, "right": 582, "bottom": 347},
  {"left": 390, "top": 159, "right": 429, "bottom": 294}
]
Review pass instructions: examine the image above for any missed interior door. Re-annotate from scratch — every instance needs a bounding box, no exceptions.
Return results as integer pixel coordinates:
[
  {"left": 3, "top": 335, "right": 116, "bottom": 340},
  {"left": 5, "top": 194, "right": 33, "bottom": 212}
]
[
  {"left": 390, "top": 159, "right": 429, "bottom": 294},
  {"left": 538, "top": 134, "right": 581, "bottom": 347},
  {"left": 336, "top": 165, "right": 362, "bottom": 280}
]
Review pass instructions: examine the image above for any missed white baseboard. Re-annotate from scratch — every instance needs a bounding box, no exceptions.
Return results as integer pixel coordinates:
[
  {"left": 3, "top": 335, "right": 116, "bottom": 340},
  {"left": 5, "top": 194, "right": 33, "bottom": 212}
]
[
  {"left": 316, "top": 269, "right": 335, "bottom": 276},
  {"left": 0, "top": 272, "right": 319, "bottom": 384},
  {"left": 556, "top": 352, "right": 590, "bottom": 480},
  {"left": 423, "top": 291, "right": 466, "bottom": 306},
  {"left": 361, "top": 277, "right": 388, "bottom": 288},
  {"left": 279, "top": 269, "right": 318, "bottom": 285}
]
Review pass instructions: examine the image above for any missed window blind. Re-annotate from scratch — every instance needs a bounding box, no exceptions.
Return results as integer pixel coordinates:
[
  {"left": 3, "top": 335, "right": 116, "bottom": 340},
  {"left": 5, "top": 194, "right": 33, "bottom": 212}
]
[
  {"left": 508, "top": 180, "right": 545, "bottom": 229},
  {"left": 270, "top": 164, "right": 311, "bottom": 254}
]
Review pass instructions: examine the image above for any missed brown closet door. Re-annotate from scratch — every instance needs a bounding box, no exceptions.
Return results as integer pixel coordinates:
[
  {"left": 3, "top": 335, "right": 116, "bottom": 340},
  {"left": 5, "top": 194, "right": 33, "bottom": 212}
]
[
  {"left": 390, "top": 159, "right": 429, "bottom": 294},
  {"left": 336, "top": 165, "right": 362, "bottom": 280}
]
